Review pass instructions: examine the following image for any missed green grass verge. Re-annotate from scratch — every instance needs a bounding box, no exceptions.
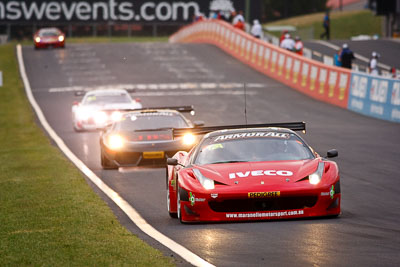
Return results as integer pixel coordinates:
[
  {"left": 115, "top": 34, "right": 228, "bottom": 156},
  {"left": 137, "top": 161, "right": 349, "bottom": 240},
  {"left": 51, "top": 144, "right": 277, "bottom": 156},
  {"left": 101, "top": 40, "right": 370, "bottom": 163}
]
[
  {"left": 265, "top": 10, "right": 382, "bottom": 40},
  {"left": 0, "top": 44, "right": 174, "bottom": 266}
]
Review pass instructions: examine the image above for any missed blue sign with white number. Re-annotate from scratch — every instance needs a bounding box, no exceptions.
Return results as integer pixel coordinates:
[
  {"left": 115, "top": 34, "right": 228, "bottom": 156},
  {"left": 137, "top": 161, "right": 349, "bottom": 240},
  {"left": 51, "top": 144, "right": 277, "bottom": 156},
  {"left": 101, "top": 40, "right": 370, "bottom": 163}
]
[{"left": 348, "top": 72, "right": 400, "bottom": 123}]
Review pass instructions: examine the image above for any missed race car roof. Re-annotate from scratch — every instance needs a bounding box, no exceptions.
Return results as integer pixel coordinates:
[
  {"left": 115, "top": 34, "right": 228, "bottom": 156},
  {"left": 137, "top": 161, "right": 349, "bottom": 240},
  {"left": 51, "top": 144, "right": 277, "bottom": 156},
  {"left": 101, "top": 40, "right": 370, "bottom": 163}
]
[{"left": 85, "top": 89, "right": 129, "bottom": 96}]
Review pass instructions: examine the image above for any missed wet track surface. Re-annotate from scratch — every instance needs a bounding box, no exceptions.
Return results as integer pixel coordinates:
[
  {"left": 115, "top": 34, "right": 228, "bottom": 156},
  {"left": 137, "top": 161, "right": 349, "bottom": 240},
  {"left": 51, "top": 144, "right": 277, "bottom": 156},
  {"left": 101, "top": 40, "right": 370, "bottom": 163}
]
[
  {"left": 23, "top": 43, "right": 400, "bottom": 266},
  {"left": 304, "top": 39, "right": 400, "bottom": 71}
]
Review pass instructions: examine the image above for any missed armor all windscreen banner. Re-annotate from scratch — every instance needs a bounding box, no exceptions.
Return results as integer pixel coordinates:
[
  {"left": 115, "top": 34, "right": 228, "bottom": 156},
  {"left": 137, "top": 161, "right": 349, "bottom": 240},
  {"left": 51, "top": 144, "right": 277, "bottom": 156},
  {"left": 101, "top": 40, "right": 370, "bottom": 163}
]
[{"left": 0, "top": 0, "right": 261, "bottom": 23}]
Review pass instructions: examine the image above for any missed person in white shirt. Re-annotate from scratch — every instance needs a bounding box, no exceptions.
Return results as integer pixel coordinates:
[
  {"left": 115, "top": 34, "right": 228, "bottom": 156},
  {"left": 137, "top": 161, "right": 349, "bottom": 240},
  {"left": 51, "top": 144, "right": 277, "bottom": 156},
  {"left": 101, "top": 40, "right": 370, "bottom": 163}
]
[
  {"left": 251, "top": 19, "right": 263, "bottom": 39},
  {"left": 232, "top": 10, "right": 245, "bottom": 25},
  {"left": 369, "top": 51, "right": 379, "bottom": 76},
  {"left": 280, "top": 34, "right": 295, "bottom": 51}
]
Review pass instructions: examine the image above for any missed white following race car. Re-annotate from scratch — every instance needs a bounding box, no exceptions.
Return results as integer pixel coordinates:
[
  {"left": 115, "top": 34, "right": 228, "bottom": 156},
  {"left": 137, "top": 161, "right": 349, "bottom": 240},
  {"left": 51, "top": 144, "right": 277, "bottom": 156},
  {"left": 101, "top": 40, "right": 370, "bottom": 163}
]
[{"left": 72, "top": 89, "right": 142, "bottom": 132}]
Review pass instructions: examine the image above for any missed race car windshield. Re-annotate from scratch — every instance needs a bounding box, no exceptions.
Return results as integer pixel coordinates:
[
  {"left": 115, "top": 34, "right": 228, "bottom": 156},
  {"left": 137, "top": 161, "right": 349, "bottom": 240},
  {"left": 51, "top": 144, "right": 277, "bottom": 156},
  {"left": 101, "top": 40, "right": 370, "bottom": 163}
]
[
  {"left": 195, "top": 133, "right": 314, "bottom": 165},
  {"left": 83, "top": 94, "right": 131, "bottom": 105},
  {"left": 39, "top": 31, "right": 60, "bottom": 37},
  {"left": 117, "top": 114, "right": 189, "bottom": 131}
]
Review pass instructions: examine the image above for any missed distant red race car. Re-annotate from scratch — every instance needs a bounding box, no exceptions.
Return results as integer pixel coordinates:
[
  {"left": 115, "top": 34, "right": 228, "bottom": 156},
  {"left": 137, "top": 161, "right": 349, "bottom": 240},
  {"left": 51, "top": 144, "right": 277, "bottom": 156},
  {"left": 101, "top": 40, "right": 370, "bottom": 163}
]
[
  {"left": 167, "top": 122, "right": 341, "bottom": 223},
  {"left": 34, "top": 27, "right": 65, "bottom": 49}
]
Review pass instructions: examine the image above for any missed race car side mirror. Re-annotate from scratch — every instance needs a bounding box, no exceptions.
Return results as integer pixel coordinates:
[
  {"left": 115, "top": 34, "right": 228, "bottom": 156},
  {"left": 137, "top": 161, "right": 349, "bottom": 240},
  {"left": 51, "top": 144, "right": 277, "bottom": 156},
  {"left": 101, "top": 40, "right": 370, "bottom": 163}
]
[
  {"left": 167, "top": 158, "right": 178, "bottom": 166},
  {"left": 327, "top": 149, "right": 338, "bottom": 158},
  {"left": 193, "top": 121, "right": 204, "bottom": 127}
]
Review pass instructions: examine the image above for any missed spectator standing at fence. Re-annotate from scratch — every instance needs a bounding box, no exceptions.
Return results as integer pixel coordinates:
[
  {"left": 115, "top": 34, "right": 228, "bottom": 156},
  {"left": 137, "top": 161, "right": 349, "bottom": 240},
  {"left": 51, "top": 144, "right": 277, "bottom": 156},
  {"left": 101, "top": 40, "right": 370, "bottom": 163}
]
[
  {"left": 391, "top": 67, "right": 400, "bottom": 79},
  {"left": 280, "top": 30, "right": 288, "bottom": 45},
  {"left": 334, "top": 48, "right": 342, "bottom": 67},
  {"left": 294, "top": 36, "right": 304, "bottom": 55},
  {"left": 251, "top": 20, "right": 263, "bottom": 39},
  {"left": 340, "top": 43, "right": 355, "bottom": 69},
  {"left": 369, "top": 51, "right": 380, "bottom": 75},
  {"left": 320, "top": 11, "right": 330, "bottom": 40},
  {"left": 232, "top": 10, "right": 245, "bottom": 25},
  {"left": 280, "top": 34, "right": 295, "bottom": 51}
]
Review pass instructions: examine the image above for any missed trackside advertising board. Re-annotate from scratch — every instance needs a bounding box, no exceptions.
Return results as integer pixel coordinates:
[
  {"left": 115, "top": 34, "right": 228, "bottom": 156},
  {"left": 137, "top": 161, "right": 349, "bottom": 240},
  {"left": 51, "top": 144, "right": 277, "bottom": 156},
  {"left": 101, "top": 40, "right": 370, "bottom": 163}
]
[
  {"left": 170, "top": 20, "right": 399, "bottom": 123},
  {"left": 0, "top": 0, "right": 261, "bottom": 23},
  {"left": 349, "top": 72, "right": 400, "bottom": 122},
  {"left": 170, "top": 20, "right": 351, "bottom": 109}
]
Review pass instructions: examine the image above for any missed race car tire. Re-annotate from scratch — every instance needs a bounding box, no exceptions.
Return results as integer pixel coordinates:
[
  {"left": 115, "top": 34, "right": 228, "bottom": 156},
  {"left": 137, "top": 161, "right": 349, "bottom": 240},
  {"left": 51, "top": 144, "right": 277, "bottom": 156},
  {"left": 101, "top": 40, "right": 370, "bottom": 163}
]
[
  {"left": 167, "top": 187, "right": 178, "bottom": 218},
  {"left": 101, "top": 152, "right": 118, "bottom": 169},
  {"left": 177, "top": 182, "right": 183, "bottom": 223},
  {"left": 73, "top": 125, "right": 83, "bottom": 132}
]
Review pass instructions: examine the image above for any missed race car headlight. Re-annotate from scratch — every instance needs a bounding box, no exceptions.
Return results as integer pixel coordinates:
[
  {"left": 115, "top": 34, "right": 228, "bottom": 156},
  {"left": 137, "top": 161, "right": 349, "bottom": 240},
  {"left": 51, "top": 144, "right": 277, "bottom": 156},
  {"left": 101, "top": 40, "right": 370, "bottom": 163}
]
[
  {"left": 182, "top": 133, "right": 196, "bottom": 146},
  {"left": 309, "top": 162, "right": 325, "bottom": 185},
  {"left": 111, "top": 111, "right": 123, "bottom": 122},
  {"left": 193, "top": 169, "right": 215, "bottom": 190},
  {"left": 94, "top": 111, "right": 108, "bottom": 125},
  {"left": 35, "top": 37, "right": 41, "bottom": 43},
  {"left": 58, "top": 35, "right": 65, "bottom": 42},
  {"left": 76, "top": 107, "right": 91, "bottom": 120},
  {"left": 107, "top": 134, "right": 125, "bottom": 150}
]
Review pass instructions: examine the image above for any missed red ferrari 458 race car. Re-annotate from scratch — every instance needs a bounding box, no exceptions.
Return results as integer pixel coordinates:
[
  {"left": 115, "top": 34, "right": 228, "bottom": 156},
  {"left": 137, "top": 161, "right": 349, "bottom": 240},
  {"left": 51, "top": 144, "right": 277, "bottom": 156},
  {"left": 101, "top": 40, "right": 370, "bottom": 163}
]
[
  {"left": 166, "top": 122, "right": 340, "bottom": 223},
  {"left": 34, "top": 27, "right": 65, "bottom": 49}
]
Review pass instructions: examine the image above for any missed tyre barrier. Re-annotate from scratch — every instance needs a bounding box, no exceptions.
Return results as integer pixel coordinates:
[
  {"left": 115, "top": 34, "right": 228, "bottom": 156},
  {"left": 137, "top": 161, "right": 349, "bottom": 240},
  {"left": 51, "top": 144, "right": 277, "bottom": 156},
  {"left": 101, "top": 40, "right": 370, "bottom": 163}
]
[{"left": 169, "top": 20, "right": 400, "bottom": 123}]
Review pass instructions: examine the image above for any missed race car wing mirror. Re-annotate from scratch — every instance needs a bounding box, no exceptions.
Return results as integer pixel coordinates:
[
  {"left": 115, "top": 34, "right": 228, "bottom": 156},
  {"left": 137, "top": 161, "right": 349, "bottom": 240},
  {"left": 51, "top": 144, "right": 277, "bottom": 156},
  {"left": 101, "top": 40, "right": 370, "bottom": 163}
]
[
  {"left": 167, "top": 158, "right": 178, "bottom": 166},
  {"left": 167, "top": 158, "right": 185, "bottom": 167},
  {"left": 327, "top": 149, "right": 338, "bottom": 158},
  {"left": 193, "top": 121, "right": 205, "bottom": 127}
]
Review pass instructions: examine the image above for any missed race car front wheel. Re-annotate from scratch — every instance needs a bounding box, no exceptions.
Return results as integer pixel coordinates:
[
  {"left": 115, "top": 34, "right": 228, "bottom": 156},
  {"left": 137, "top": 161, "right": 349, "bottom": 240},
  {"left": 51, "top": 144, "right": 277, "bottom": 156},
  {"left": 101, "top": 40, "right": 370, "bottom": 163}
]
[
  {"left": 167, "top": 188, "right": 178, "bottom": 218},
  {"left": 101, "top": 152, "right": 118, "bottom": 169}
]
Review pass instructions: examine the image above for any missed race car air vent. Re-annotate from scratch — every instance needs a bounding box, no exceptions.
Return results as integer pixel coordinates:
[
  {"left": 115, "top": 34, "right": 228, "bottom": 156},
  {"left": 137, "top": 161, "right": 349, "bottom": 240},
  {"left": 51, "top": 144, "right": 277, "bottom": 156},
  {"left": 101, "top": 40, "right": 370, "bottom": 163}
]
[
  {"left": 173, "top": 122, "right": 306, "bottom": 137},
  {"left": 296, "top": 176, "right": 309, "bottom": 182},
  {"left": 208, "top": 196, "right": 318, "bottom": 212}
]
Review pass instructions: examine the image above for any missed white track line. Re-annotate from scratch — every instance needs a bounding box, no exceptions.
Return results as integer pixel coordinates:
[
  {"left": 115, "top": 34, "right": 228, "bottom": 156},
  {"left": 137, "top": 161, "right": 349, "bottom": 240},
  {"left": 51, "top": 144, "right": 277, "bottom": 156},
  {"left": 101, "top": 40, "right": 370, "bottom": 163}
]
[{"left": 16, "top": 44, "right": 214, "bottom": 267}]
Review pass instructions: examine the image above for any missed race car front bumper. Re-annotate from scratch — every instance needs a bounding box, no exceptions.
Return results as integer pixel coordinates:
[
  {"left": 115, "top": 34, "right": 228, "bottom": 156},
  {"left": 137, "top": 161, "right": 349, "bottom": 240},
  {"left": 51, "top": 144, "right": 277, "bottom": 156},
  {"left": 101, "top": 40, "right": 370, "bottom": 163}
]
[
  {"left": 177, "top": 181, "right": 341, "bottom": 223},
  {"left": 102, "top": 139, "right": 191, "bottom": 167}
]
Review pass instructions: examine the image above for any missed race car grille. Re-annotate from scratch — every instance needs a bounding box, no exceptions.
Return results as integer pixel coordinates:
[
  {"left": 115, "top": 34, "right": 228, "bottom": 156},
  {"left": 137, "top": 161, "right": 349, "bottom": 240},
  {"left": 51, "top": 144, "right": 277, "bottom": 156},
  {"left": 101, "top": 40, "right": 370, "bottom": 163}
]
[{"left": 208, "top": 196, "right": 318, "bottom": 213}]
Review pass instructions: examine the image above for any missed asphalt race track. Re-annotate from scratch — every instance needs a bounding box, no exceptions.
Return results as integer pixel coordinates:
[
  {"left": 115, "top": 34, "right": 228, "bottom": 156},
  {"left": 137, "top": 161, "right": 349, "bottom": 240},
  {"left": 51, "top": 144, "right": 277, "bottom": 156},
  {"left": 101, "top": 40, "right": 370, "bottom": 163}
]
[
  {"left": 304, "top": 39, "right": 400, "bottom": 71},
  {"left": 23, "top": 42, "right": 400, "bottom": 266}
]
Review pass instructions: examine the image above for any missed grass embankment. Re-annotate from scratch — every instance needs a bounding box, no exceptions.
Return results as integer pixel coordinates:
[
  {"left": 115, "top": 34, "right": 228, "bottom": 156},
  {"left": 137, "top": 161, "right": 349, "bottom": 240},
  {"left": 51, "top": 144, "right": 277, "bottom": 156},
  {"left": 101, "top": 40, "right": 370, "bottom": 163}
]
[
  {"left": 265, "top": 10, "right": 382, "bottom": 40},
  {"left": 0, "top": 44, "right": 173, "bottom": 266}
]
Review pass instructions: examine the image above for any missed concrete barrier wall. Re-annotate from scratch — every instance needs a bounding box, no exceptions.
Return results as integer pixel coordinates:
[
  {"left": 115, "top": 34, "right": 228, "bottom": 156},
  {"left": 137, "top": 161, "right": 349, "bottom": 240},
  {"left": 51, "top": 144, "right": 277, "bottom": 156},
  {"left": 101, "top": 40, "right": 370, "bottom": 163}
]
[{"left": 170, "top": 20, "right": 399, "bottom": 123}]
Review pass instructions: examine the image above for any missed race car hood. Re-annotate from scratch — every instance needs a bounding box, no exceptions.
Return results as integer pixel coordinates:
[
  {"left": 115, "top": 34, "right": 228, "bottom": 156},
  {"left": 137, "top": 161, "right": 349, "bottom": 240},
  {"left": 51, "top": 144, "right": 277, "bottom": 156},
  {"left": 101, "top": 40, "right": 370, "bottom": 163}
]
[{"left": 193, "top": 159, "right": 320, "bottom": 186}]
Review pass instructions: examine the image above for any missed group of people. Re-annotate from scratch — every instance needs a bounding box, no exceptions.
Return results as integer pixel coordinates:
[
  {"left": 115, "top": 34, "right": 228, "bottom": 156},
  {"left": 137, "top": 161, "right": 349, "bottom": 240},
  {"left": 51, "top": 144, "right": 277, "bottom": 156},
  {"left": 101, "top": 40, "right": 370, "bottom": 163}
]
[
  {"left": 333, "top": 43, "right": 355, "bottom": 69},
  {"left": 279, "top": 32, "right": 304, "bottom": 56}
]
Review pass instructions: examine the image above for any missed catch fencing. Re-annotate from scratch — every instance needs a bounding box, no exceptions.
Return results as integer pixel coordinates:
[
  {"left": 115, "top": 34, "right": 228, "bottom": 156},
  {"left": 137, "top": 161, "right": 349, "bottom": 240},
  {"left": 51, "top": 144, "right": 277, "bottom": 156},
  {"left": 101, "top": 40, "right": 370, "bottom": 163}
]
[{"left": 170, "top": 20, "right": 400, "bottom": 123}]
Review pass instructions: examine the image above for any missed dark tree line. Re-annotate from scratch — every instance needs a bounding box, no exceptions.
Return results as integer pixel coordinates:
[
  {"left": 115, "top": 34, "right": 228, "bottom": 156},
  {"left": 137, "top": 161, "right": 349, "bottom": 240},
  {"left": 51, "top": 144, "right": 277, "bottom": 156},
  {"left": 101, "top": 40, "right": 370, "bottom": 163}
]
[{"left": 262, "top": 0, "right": 328, "bottom": 22}]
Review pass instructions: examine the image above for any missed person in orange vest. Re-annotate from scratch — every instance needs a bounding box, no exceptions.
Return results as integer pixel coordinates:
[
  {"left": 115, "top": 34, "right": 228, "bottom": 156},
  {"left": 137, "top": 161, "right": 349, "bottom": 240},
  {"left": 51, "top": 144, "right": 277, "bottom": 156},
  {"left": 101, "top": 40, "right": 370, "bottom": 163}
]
[
  {"left": 294, "top": 36, "right": 304, "bottom": 56},
  {"left": 233, "top": 10, "right": 245, "bottom": 31}
]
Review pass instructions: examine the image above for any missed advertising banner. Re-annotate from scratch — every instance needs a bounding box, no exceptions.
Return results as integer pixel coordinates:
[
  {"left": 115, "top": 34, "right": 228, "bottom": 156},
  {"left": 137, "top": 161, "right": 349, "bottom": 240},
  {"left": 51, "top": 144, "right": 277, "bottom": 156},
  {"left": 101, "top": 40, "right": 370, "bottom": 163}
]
[
  {"left": 0, "top": 0, "right": 261, "bottom": 24},
  {"left": 170, "top": 20, "right": 351, "bottom": 109},
  {"left": 349, "top": 72, "right": 400, "bottom": 123}
]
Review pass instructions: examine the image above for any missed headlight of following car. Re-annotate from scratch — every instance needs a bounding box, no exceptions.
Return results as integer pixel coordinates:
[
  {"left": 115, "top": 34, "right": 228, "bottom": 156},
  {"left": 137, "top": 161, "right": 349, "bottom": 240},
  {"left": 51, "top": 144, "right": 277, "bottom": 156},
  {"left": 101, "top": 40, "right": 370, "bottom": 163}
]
[
  {"left": 309, "top": 162, "right": 325, "bottom": 185},
  {"left": 58, "top": 35, "right": 64, "bottom": 42},
  {"left": 193, "top": 169, "right": 215, "bottom": 190},
  {"left": 35, "top": 37, "right": 41, "bottom": 43},
  {"left": 106, "top": 134, "right": 125, "bottom": 150},
  {"left": 111, "top": 111, "right": 123, "bottom": 122},
  {"left": 76, "top": 107, "right": 91, "bottom": 120},
  {"left": 182, "top": 133, "right": 196, "bottom": 146},
  {"left": 94, "top": 111, "right": 108, "bottom": 125}
]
